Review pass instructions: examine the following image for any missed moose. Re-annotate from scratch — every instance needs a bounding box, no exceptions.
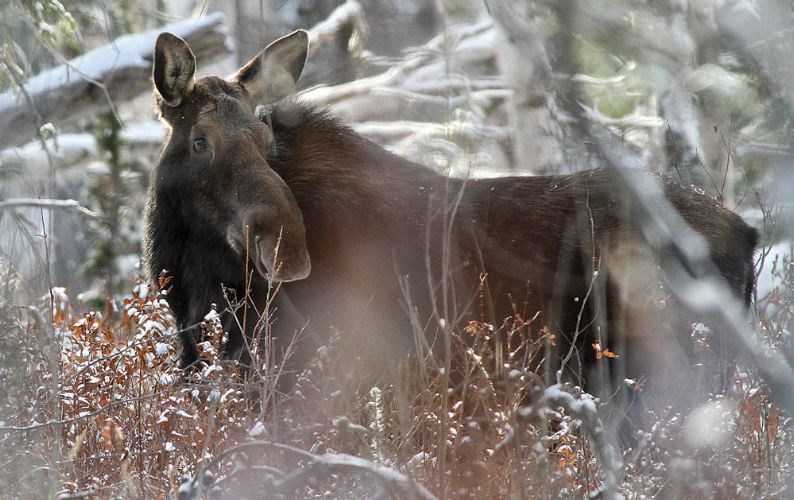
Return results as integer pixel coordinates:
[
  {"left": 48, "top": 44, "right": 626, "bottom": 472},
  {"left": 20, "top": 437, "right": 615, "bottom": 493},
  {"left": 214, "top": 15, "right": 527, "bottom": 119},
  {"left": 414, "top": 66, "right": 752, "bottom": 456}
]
[
  {"left": 144, "top": 31, "right": 311, "bottom": 367},
  {"left": 145, "top": 30, "right": 757, "bottom": 408}
]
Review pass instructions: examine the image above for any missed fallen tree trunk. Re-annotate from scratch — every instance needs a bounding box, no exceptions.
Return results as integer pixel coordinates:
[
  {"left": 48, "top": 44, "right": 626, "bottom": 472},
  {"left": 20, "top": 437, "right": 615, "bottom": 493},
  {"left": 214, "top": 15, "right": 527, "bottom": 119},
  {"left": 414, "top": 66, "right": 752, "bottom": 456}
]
[
  {"left": 0, "top": 119, "right": 166, "bottom": 182},
  {"left": 0, "top": 13, "right": 229, "bottom": 151}
]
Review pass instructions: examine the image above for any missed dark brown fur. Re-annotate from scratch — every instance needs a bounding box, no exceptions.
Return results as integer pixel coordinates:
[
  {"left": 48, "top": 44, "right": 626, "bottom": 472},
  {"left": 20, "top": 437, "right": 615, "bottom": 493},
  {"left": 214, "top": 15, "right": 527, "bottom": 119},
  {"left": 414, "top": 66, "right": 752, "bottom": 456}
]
[{"left": 263, "top": 101, "right": 757, "bottom": 397}]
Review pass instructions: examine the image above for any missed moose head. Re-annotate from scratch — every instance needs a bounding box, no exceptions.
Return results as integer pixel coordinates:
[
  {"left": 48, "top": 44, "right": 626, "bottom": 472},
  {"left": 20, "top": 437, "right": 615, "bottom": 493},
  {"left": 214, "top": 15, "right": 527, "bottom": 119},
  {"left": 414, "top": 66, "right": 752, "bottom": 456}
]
[{"left": 151, "top": 29, "right": 311, "bottom": 283}]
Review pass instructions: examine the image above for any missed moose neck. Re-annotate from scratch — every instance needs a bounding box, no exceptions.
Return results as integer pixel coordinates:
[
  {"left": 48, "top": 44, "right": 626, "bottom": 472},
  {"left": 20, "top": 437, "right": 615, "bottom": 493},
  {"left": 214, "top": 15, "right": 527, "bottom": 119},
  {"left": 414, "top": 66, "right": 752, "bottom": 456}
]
[{"left": 264, "top": 101, "right": 458, "bottom": 235}]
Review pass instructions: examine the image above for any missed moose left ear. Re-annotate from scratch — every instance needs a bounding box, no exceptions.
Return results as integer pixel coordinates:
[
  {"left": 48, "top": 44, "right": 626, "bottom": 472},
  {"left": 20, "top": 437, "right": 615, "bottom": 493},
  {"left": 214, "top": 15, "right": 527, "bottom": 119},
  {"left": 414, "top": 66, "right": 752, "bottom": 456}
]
[
  {"left": 153, "top": 32, "right": 196, "bottom": 107},
  {"left": 234, "top": 29, "right": 308, "bottom": 105}
]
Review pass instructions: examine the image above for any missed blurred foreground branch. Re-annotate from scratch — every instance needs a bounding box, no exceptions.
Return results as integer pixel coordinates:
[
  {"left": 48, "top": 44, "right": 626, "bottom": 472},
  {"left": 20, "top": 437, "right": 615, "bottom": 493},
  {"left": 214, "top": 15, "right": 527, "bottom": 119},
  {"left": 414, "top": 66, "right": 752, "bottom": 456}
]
[
  {"left": 186, "top": 440, "right": 437, "bottom": 499},
  {"left": 548, "top": 0, "right": 794, "bottom": 419},
  {"left": 596, "top": 127, "right": 794, "bottom": 416}
]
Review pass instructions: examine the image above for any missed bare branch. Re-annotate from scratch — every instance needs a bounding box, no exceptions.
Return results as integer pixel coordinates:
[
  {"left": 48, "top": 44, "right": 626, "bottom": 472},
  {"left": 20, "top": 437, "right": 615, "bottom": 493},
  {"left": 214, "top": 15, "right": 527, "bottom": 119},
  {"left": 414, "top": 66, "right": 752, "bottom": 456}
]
[
  {"left": 300, "top": 21, "right": 495, "bottom": 108},
  {"left": 0, "top": 198, "right": 101, "bottom": 219}
]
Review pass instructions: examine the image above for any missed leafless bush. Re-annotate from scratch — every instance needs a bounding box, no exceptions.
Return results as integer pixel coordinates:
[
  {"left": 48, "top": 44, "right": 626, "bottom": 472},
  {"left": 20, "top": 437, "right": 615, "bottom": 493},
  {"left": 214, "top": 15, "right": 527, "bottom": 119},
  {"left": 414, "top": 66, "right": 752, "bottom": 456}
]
[{"left": 1, "top": 264, "right": 789, "bottom": 498}]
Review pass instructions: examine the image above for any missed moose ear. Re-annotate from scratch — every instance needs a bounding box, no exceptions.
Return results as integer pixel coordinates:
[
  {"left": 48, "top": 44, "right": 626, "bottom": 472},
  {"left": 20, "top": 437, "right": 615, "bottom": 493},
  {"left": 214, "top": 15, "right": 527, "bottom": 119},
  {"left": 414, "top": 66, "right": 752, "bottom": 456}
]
[
  {"left": 234, "top": 29, "right": 308, "bottom": 104},
  {"left": 153, "top": 32, "right": 196, "bottom": 107}
]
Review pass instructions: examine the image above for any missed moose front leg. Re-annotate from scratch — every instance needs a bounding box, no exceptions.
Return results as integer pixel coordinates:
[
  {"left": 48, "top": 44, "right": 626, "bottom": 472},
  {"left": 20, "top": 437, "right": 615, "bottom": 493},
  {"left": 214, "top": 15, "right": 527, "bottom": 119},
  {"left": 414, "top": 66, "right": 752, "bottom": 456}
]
[
  {"left": 219, "top": 306, "right": 252, "bottom": 367},
  {"left": 177, "top": 323, "right": 201, "bottom": 369},
  {"left": 218, "top": 284, "right": 272, "bottom": 369},
  {"left": 162, "top": 283, "right": 203, "bottom": 369},
  {"left": 177, "top": 282, "right": 235, "bottom": 369}
]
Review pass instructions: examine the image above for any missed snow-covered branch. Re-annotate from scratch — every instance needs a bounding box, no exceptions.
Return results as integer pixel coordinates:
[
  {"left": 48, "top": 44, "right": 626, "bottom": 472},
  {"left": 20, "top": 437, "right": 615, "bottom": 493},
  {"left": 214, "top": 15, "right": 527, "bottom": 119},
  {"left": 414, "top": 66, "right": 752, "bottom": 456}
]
[
  {"left": 297, "top": 21, "right": 509, "bottom": 154},
  {"left": 276, "top": 451, "right": 437, "bottom": 499},
  {"left": 301, "top": 21, "right": 496, "bottom": 111},
  {"left": 0, "top": 198, "right": 100, "bottom": 219},
  {"left": 0, "top": 119, "right": 165, "bottom": 181},
  {"left": 306, "top": 0, "right": 365, "bottom": 53},
  {"left": 538, "top": 385, "right": 623, "bottom": 499},
  {"left": 0, "top": 13, "right": 229, "bottom": 151}
]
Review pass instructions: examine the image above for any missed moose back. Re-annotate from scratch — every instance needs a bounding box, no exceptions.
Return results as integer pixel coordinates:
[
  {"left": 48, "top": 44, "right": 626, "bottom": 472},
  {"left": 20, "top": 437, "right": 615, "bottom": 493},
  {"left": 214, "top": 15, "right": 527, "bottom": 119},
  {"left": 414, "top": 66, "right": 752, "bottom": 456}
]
[{"left": 144, "top": 30, "right": 757, "bottom": 400}]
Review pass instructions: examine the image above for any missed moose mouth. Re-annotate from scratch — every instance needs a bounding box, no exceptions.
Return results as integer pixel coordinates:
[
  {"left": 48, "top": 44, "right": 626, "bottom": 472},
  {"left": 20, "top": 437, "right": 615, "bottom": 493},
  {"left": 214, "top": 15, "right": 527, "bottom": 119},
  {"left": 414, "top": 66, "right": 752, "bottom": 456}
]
[{"left": 250, "top": 232, "right": 311, "bottom": 283}]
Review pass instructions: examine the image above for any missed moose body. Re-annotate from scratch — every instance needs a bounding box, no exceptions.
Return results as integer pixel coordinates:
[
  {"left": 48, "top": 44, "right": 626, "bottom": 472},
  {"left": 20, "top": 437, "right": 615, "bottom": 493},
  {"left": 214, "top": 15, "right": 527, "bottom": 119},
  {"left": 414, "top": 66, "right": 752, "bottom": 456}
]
[
  {"left": 263, "top": 101, "right": 757, "bottom": 390},
  {"left": 145, "top": 31, "right": 757, "bottom": 400}
]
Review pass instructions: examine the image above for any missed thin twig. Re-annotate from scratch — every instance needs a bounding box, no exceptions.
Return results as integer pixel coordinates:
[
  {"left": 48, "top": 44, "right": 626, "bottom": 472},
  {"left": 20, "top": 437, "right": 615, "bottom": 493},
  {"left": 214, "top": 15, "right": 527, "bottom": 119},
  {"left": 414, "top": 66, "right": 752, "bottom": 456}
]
[{"left": 0, "top": 198, "right": 102, "bottom": 219}]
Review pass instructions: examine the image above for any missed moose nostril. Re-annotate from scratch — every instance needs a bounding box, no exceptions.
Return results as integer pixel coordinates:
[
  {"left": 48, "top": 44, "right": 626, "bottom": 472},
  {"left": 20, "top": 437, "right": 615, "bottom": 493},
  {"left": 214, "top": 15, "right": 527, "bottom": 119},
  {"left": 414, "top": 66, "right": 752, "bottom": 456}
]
[{"left": 193, "top": 137, "right": 208, "bottom": 152}]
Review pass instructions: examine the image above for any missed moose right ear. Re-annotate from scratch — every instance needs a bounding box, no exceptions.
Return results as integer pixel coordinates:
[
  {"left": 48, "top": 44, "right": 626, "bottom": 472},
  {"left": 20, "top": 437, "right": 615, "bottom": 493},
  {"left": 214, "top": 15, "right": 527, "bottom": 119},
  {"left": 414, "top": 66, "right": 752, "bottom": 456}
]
[
  {"left": 153, "top": 32, "right": 196, "bottom": 107},
  {"left": 233, "top": 29, "right": 308, "bottom": 105}
]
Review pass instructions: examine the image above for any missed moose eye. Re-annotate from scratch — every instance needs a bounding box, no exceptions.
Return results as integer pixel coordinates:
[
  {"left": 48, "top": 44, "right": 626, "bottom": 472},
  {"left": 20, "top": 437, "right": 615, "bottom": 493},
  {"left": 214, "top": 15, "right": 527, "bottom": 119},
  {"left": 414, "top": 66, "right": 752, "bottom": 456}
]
[{"left": 193, "top": 137, "right": 208, "bottom": 153}]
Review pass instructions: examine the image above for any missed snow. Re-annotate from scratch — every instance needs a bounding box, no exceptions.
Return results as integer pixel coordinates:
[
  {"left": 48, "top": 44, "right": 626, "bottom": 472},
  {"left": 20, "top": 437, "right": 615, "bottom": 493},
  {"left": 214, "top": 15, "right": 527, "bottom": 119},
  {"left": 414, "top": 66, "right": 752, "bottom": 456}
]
[
  {"left": 38, "top": 21, "right": 56, "bottom": 36},
  {"left": 248, "top": 421, "right": 266, "bottom": 437},
  {"left": 177, "top": 480, "right": 193, "bottom": 496},
  {"left": 51, "top": 287, "right": 69, "bottom": 312},
  {"left": 141, "top": 320, "right": 164, "bottom": 335},
  {"left": 175, "top": 409, "right": 196, "bottom": 420},
  {"left": 544, "top": 384, "right": 598, "bottom": 418},
  {"left": 757, "top": 241, "right": 792, "bottom": 300},
  {"left": 332, "top": 416, "right": 368, "bottom": 434},
  {"left": 694, "top": 321, "right": 713, "bottom": 334},
  {"left": 403, "top": 451, "right": 430, "bottom": 471},
  {"left": 683, "top": 399, "right": 737, "bottom": 449},
  {"left": 134, "top": 282, "right": 149, "bottom": 300}
]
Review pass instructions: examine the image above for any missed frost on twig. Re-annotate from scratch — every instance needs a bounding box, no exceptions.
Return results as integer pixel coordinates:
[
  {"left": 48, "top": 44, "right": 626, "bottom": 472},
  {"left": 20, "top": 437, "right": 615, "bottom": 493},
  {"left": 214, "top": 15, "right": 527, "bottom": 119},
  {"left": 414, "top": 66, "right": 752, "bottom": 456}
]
[{"left": 504, "top": 383, "right": 624, "bottom": 499}]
